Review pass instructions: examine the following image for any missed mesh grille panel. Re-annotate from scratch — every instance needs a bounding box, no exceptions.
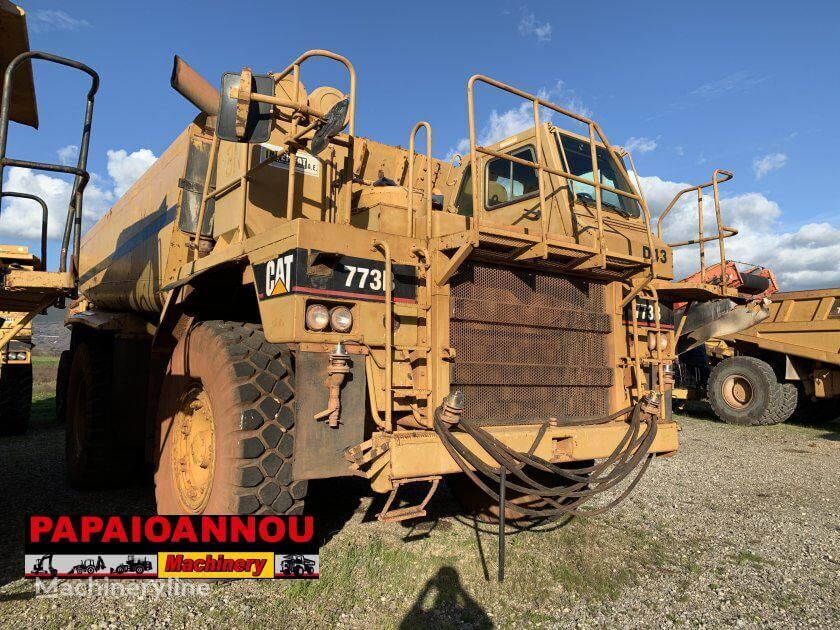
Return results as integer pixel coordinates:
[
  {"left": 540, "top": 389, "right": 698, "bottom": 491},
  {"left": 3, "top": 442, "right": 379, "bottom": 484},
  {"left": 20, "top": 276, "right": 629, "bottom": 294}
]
[{"left": 450, "top": 261, "right": 613, "bottom": 424}]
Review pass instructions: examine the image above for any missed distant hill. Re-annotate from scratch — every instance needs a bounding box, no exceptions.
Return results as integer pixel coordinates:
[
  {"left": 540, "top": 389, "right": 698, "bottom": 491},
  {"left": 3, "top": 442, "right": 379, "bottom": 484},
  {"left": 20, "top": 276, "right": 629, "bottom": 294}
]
[{"left": 32, "top": 306, "right": 70, "bottom": 356}]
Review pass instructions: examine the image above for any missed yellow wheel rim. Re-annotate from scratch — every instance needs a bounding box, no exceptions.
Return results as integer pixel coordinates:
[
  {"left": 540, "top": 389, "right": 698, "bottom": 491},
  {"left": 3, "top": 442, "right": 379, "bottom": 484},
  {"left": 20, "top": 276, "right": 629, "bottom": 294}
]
[
  {"left": 171, "top": 386, "right": 215, "bottom": 513},
  {"left": 722, "top": 375, "right": 753, "bottom": 410}
]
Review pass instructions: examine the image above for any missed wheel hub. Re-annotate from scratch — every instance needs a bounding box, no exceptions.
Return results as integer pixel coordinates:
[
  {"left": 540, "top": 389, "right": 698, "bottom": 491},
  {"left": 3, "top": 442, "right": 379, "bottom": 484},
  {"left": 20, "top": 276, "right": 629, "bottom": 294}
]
[
  {"left": 722, "top": 375, "right": 753, "bottom": 409},
  {"left": 172, "top": 387, "right": 215, "bottom": 512}
]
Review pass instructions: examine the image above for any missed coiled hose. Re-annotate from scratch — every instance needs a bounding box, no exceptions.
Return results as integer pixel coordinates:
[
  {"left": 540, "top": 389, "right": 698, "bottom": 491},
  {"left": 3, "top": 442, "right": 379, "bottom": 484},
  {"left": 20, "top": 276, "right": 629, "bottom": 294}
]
[{"left": 433, "top": 402, "right": 658, "bottom": 520}]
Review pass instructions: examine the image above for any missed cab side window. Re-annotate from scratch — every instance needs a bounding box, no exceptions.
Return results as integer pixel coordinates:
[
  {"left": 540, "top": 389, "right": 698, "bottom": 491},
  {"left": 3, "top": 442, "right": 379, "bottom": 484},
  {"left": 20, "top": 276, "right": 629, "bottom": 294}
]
[
  {"left": 484, "top": 147, "right": 539, "bottom": 208},
  {"left": 454, "top": 166, "right": 473, "bottom": 216}
]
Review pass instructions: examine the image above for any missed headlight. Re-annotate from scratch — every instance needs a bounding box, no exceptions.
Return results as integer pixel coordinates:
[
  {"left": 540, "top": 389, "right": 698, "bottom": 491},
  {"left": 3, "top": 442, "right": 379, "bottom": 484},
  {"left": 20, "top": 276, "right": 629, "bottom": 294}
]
[
  {"left": 329, "top": 306, "right": 353, "bottom": 332},
  {"left": 305, "top": 304, "right": 330, "bottom": 331}
]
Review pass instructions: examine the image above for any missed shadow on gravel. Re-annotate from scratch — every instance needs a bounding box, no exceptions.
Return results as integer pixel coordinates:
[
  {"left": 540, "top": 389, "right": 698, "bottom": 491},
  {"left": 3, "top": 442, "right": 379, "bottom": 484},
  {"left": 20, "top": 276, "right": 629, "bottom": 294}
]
[
  {"left": 359, "top": 475, "right": 576, "bottom": 580},
  {"left": 399, "top": 566, "right": 492, "bottom": 630},
  {"left": 0, "top": 591, "right": 34, "bottom": 603},
  {"left": 0, "top": 396, "right": 154, "bottom": 587},
  {"left": 305, "top": 477, "right": 369, "bottom": 547}
]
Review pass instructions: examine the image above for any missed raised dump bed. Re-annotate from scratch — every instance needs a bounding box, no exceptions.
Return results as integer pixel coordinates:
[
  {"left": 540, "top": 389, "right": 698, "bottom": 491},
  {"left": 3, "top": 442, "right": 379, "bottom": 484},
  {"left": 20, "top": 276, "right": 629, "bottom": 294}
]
[{"left": 698, "top": 288, "right": 840, "bottom": 425}]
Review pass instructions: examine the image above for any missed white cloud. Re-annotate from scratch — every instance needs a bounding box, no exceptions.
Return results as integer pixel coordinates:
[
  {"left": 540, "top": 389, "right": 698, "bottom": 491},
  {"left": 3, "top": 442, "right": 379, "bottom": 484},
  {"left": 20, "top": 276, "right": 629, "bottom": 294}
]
[
  {"left": 675, "top": 146, "right": 684, "bottom": 157},
  {"left": 0, "top": 167, "right": 113, "bottom": 241},
  {"left": 518, "top": 12, "right": 552, "bottom": 42},
  {"left": 445, "top": 80, "right": 590, "bottom": 161},
  {"left": 752, "top": 152, "right": 787, "bottom": 180},
  {"left": 57, "top": 145, "right": 79, "bottom": 166},
  {"left": 624, "top": 136, "right": 658, "bottom": 154},
  {"left": 28, "top": 9, "right": 90, "bottom": 33},
  {"left": 633, "top": 172, "right": 840, "bottom": 290},
  {"left": 690, "top": 71, "right": 767, "bottom": 99},
  {"left": 106, "top": 148, "right": 157, "bottom": 196},
  {"left": 0, "top": 147, "right": 158, "bottom": 247}
]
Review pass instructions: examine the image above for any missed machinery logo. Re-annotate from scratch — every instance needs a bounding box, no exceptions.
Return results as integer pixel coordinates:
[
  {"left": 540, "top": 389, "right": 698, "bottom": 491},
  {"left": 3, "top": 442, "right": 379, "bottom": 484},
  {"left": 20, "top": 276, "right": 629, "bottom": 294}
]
[
  {"left": 263, "top": 252, "right": 295, "bottom": 297},
  {"left": 259, "top": 143, "right": 320, "bottom": 178},
  {"left": 25, "top": 515, "right": 319, "bottom": 580},
  {"left": 28, "top": 554, "right": 155, "bottom": 579},
  {"left": 253, "top": 248, "right": 418, "bottom": 303}
]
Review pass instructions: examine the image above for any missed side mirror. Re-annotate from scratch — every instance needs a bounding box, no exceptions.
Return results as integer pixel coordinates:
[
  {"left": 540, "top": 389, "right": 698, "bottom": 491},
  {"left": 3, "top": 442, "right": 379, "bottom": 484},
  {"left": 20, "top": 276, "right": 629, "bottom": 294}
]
[
  {"left": 217, "top": 69, "right": 273, "bottom": 143},
  {"left": 309, "top": 98, "right": 349, "bottom": 156}
]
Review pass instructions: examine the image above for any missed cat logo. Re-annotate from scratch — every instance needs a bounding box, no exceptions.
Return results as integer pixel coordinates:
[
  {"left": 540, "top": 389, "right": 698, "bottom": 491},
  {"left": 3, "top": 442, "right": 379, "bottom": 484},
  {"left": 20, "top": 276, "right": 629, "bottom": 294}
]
[{"left": 264, "top": 253, "right": 295, "bottom": 297}]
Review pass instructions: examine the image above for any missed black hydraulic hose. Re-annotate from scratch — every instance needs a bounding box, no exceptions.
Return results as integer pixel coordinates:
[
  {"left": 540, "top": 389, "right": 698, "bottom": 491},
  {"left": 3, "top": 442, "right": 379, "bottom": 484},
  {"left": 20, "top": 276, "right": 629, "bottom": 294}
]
[
  {"left": 441, "top": 405, "right": 648, "bottom": 496},
  {"left": 434, "top": 402, "right": 659, "bottom": 520}
]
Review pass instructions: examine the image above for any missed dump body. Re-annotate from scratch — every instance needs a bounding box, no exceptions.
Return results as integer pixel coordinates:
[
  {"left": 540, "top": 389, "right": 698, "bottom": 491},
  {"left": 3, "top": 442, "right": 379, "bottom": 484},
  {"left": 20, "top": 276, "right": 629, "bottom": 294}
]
[
  {"left": 723, "top": 287, "right": 840, "bottom": 399},
  {"left": 724, "top": 288, "right": 840, "bottom": 366}
]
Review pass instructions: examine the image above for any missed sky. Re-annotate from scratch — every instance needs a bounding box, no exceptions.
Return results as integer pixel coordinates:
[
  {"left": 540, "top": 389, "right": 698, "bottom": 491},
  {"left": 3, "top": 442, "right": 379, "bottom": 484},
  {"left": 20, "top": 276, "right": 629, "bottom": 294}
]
[{"left": 2, "top": 0, "right": 839, "bottom": 289}]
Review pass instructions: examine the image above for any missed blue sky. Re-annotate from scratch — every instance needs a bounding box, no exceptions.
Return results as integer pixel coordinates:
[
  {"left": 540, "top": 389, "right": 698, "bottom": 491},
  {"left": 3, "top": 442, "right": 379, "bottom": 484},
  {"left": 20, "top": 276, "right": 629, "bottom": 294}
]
[{"left": 2, "top": 0, "right": 839, "bottom": 288}]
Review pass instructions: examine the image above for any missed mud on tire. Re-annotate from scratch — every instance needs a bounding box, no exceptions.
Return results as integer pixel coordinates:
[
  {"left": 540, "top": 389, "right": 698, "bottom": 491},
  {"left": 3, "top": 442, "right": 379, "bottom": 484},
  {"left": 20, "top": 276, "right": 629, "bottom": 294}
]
[
  {"left": 707, "top": 356, "right": 795, "bottom": 426},
  {"left": 0, "top": 362, "right": 33, "bottom": 435},
  {"left": 155, "top": 321, "right": 305, "bottom": 515}
]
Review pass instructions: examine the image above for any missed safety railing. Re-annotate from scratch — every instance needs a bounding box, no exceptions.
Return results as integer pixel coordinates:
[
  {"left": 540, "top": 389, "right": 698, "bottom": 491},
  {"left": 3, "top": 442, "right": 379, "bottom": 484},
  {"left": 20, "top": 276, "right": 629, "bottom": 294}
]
[
  {"left": 0, "top": 191, "right": 47, "bottom": 269},
  {"left": 0, "top": 51, "right": 98, "bottom": 278},
  {"left": 656, "top": 169, "right": 738, "bottom": 290},
  {"left": 194, "top": 50, "right": 356, "bottom": 248},
  {"left": 370, "top": 238, "right": 393, "bottom": 432},
  {"left": 407, "top": 121, "right": 432, "bottom": 237},
  {"left": 467, "top": 75, "right": 655, "bottom": 270}
]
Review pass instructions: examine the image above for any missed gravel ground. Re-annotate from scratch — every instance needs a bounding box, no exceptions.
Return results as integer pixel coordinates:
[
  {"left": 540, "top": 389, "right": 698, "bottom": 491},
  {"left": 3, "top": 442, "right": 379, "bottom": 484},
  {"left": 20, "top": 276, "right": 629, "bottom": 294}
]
[{"left": 0, "top": 398, "right": 837, "bottom": 629}]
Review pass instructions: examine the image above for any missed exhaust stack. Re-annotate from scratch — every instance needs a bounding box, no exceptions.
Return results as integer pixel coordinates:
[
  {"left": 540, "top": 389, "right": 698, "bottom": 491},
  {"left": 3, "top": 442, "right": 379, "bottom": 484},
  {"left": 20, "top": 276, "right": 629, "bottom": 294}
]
[{"left": 170, "top": 55, "right": 220, "bottom": 116}]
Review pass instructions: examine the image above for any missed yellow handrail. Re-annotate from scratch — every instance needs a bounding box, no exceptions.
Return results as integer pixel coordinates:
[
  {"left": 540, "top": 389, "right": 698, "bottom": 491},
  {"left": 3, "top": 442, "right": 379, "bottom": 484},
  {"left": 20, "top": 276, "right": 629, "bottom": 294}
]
[
  {"left": 407, "top": 121, "right": 432, "bottom": 238},
  {"left": 656, "top": 169, "right": 738, "bottom": 286},
  {"left": 466, "top": 74, "right": 647, "bottom": 267}
]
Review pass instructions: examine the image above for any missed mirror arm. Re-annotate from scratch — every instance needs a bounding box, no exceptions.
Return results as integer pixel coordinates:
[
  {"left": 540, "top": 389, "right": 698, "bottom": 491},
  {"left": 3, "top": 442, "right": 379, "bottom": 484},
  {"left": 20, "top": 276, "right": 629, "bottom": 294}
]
[{"left": 227, "top": 86, "right": 328, "bottom": 121}]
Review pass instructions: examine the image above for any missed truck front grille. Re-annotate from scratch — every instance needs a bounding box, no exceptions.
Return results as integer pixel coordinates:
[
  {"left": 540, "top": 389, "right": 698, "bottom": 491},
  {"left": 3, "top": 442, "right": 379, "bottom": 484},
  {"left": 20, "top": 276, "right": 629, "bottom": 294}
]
[{"left": 449, "top": 261, "right": 613, "bottom": 425}]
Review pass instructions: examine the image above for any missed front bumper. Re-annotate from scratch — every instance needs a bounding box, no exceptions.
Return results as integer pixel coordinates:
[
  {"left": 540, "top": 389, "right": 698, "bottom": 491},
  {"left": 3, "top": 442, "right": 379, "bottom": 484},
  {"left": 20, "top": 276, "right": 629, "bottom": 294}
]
[{"left": 357, "top": 420, "right": 679, "bottom": 493}]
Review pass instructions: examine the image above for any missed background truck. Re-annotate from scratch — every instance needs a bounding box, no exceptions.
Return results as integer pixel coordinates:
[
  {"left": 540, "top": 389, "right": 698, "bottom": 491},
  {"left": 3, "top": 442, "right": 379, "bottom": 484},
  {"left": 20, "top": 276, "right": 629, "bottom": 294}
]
[
  {"left": 0, "top": 250, "right": 34, "bottom": 434},
  {"left": 49, "top": 47, "right": 767, "bottom": 530},
  {"left": 0, "top": 1, "right": 98, "bottom": 434},
  {"left": 687, "top": 288, "right": 840, "bottom": 425}
]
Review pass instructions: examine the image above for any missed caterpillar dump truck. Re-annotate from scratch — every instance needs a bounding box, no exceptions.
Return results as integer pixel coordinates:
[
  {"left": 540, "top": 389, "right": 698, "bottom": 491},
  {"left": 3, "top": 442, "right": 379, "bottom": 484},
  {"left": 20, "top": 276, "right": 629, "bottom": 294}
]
[
  {"left": 56, "top": 50, "right": 765, "bottom": 523},
  {"left": 0, "top": 1, "right": 98, "bottom": 434},
  {"left": 676, "top": 286, "right": 840, "bottom": 425}
]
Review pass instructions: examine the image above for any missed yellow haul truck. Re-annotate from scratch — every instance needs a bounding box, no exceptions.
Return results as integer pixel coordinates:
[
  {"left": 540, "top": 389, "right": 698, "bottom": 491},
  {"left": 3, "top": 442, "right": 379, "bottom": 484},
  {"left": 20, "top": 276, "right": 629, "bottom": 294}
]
[
  {"left": 0, "top": 2, "right": 98, "bottom": 435},
  {"left": 678, "top": 287, "right": 840, "bottom": 425},
  {"left": 58, "top": 51, "right": 764, "bottom": 524}
]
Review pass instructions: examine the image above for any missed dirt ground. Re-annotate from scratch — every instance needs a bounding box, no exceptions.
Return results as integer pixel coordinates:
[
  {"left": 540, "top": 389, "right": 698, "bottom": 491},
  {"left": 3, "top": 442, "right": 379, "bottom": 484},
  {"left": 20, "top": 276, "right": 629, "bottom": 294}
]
[{"left": 0, "top": 374, "right": 837, "bottom": 628}]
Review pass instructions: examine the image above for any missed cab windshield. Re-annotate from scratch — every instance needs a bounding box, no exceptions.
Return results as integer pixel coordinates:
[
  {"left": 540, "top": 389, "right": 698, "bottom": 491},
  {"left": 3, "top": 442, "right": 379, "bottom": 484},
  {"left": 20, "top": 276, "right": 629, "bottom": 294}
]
[{"left": 556, "top": 134, "right": 641, "bottom": 219}]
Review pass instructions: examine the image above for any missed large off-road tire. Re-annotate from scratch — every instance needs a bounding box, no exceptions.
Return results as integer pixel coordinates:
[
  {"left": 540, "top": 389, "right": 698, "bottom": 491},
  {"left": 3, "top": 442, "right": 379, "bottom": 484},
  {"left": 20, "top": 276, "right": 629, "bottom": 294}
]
[
  {"left": 55, "top": 350, "right": 72, "bottom": 424},
  {"left": 0, "top": 362, "right": 33, "bottom": 435},
  {"left": 65, "top": 337, "right": 122, "bottom": 489},
  {"left": 155, "top": 321, "right": 304, "bottom": 515},
  {"left": 707, "top": 356, "right": 795, "bottom": 426}
]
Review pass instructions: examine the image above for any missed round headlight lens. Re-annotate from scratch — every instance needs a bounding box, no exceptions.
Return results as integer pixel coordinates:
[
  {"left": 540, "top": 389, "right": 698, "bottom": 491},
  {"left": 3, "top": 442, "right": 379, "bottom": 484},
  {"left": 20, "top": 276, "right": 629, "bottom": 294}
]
[
  {"left": 305, "top": 304, "right": 330, "bottom": 331},
  {"left": 330, "top": 306, "right": 353, "bottom": 333}
]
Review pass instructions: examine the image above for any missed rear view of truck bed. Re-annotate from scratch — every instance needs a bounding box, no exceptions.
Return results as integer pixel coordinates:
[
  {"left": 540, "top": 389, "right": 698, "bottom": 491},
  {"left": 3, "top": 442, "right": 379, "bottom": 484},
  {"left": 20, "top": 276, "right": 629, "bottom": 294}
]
[{"left": 703, "top": 288, "right": 840, "bottom": 425}]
